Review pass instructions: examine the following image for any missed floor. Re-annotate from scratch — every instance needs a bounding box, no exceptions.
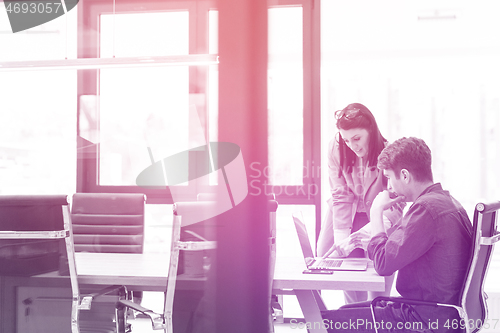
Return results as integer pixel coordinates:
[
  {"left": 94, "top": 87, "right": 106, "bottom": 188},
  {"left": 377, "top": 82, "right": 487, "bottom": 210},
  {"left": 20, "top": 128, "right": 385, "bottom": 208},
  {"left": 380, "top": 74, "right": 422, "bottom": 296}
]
[
  {"left": 132, "top": 209, "right": 500, "bottom": 333},
  {"left": 128, "top": 318, "right": 308, "bottom": 332},
  {"left": 126, "top": 266, "right": 500, "bottom": 333},
  {"left": 126, "top": 290, "right": 345, "bottom": 332}
]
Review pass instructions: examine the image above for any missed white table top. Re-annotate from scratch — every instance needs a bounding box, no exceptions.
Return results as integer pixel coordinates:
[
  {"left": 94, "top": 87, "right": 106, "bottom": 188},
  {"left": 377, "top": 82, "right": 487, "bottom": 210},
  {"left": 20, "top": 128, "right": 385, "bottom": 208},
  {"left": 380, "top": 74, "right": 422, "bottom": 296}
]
[
  {"left": 272, "top": 256, "right": 385, "bottom": 292},
  {"left": 76, "top": 252, "right": 385, "bottom": 293},
  {"left": 76, "top": 252, "right": 170, "bottom": 291}
]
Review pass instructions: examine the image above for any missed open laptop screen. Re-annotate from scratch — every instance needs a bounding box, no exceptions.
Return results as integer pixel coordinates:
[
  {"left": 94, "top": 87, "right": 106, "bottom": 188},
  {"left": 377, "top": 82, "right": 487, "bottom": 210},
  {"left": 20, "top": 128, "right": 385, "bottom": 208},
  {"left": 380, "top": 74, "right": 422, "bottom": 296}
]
[{"left": 292, "top": 212, "right": 315, "bottom": 259}]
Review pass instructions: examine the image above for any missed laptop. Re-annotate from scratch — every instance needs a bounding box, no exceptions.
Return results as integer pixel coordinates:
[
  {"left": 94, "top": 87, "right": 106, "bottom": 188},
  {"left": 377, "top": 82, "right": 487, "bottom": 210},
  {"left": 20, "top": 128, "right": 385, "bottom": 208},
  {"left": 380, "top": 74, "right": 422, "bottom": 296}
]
[{"left": 292, "top": 212, "right": 368, "bottom": 271}]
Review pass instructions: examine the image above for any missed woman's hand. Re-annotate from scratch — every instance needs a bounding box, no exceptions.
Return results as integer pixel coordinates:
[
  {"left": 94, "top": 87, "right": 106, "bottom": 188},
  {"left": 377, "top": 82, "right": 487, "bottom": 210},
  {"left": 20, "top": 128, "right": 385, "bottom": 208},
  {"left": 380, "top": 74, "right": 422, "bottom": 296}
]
[{"left": 323, "top": 230, "right": 367, "bottom": 258}]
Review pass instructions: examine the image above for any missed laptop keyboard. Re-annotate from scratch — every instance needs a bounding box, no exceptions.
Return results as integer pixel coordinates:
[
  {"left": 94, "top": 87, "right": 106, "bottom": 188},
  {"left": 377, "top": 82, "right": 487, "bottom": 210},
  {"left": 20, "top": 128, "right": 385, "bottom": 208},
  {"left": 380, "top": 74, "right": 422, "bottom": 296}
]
[{"left": 316, "top": 259, "right": 342, "bottom": 268}]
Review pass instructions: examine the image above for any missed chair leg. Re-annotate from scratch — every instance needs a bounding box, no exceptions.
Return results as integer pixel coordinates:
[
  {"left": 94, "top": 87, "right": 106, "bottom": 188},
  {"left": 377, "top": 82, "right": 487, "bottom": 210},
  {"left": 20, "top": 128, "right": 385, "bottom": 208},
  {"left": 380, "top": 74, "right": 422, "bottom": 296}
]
[
  {"left": 115, "top": 287, "right": 131, "bottom": 333},
  {"left": 271, "top": 294, "right": 284, "bottom": 324},
  {"left": 115, "top": 302, "right": 128, "bottom": 333}
]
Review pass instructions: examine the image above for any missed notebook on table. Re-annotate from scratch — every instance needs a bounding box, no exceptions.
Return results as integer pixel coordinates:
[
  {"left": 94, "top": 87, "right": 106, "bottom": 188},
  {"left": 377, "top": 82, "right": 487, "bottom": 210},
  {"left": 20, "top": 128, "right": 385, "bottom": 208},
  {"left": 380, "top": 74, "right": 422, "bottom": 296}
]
[{"left": 292, "top": 212, "right": 368, "bottom": 271}]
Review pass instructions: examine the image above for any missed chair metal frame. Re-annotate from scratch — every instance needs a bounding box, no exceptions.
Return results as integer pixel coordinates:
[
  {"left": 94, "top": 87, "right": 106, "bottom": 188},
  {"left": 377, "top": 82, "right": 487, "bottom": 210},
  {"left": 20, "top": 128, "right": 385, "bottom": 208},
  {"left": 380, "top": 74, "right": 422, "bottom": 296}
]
[
  {"left": 115, "top": 197, "right": 278, "bottom": 332},
  {"left": 115, "top": 201, "right": 208, "bottom": 332},
  {"left": 369, "top": 201, "right": 500, "bottom": 333},
  {"left": 0, "top": 195, "right": 126, "bottom": 333}
]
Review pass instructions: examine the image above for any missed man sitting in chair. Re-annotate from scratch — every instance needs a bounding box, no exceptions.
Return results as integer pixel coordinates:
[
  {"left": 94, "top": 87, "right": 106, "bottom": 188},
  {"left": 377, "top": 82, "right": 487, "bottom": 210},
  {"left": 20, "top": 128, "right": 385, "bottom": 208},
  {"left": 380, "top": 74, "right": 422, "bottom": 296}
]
[{"left": 322, "top": 137, "right": 473, "bottom": 333}]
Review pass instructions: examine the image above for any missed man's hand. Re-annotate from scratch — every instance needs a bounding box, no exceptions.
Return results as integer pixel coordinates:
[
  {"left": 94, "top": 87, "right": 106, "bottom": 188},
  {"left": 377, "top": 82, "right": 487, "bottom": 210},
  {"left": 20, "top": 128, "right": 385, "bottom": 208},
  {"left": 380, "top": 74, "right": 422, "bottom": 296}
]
[
  {"left": 371, "top": 191, "right": 405, "bottom": 236},
  {"left": 372, "top": 190, "right": 406, "bottom": 213}
]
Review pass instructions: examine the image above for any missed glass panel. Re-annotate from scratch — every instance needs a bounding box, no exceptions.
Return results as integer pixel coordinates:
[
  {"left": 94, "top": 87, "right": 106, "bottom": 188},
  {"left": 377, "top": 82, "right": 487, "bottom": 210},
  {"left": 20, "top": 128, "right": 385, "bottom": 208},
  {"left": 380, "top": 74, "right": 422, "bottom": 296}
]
[
  {"left": 0, "top": 5, "right": 77, "bottom": 61},
  {"left": 98, "top": 12, "right": 190, "bottom": 186},
  {"left": 321, "top": 0, "right": 500, "bottom": 215},
  {"left": 98, "top": 66, "right": 190, "bottom": 186},
  {"left": 321, "top": 0, "right": 500, "bottom": 310},
  {"left": 0, "top": 71, "right": 77, "bottom": 195},
  {"left": 100, "top": 12, "right": 189, "bottom": 57},
  {"left": 268, "top": 7, "right": 304, "bottom": 186},
  {"left": 0, "top": 7, "right": 77, "bottom": 195},
  {"left": 208, "top": 10, "right": 219, "bottom": 185},
  {"left": 144, "top": 204, "right": 173, "bottom": 253},
  {"left": 275, "top": 204, "right": 315, "bottom": 319},
  {"left": 276, "top": 204, "right": 315, "bottom": 259}
]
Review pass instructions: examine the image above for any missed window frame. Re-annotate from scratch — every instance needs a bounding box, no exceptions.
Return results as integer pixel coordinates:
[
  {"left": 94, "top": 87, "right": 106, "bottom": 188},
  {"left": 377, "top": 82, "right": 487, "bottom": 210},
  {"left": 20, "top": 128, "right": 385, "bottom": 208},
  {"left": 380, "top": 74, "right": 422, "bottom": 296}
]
[
  {"left": 267, "top": 0, "right": 322, "bottom": 235},
  {"left": 77, "top": 0, "right": 217, "bottom": 204},
  {"left": 76, "top": 0, "right": 321, "bottom": 229}
]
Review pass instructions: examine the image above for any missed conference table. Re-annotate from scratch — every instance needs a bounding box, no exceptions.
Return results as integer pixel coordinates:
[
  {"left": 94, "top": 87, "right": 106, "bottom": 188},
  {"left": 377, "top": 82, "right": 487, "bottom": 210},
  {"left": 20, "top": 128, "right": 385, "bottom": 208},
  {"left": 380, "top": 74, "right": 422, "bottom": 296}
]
[
  {"left": 273, "top": 257, "right": 384, "bottom": 333},
  {"left": 1, "top": 253, "right": 385, "bottom": 333},
  {"left": 77, "top": 253, "right": 384, "bottom": 333},
  {"left": 77, "top": 252, "right": 169, "bottom": 290}
]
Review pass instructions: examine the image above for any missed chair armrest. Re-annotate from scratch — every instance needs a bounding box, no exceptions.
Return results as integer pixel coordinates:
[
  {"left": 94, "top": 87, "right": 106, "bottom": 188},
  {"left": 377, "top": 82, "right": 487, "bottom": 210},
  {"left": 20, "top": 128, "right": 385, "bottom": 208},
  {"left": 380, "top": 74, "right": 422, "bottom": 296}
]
[
  {"left": 370, "top": 296, "right": 440, "bottom": 307},
  {"left": 339, "top": 300, "right": 373, "bottom": 309},
  {"left": 369, "top": 296, "right": 465, "bottom": 333},
  {"left": 79, "top": 285, "right": 127, "bottom": 310},
  {"left": 480, "top": 232, "right": 500, "bottom": 246},
  {"left": 370, "top": 296, "right": 463, "bottom": 312},
  {"left": 117, "top": 299, "right": 166, "bottom": 330}
]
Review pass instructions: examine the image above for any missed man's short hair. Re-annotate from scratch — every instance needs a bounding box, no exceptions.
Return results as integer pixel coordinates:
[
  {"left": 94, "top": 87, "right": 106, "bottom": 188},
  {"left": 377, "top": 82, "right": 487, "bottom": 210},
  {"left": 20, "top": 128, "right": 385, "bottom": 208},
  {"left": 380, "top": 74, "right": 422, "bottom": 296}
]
[{"left": 377, "top": 137, "right": 433, "bottom": 182}]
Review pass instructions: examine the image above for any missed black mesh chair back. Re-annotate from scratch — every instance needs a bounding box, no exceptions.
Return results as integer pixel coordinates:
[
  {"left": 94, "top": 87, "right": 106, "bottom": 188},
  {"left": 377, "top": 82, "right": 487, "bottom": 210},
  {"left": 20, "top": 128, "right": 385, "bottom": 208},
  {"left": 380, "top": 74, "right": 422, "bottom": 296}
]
[
  {"left": 369, "top": 200, "right": 500, "bottom": 333},
  {"left": 460, "top": 201, "right": 500, "bottom": 332}
]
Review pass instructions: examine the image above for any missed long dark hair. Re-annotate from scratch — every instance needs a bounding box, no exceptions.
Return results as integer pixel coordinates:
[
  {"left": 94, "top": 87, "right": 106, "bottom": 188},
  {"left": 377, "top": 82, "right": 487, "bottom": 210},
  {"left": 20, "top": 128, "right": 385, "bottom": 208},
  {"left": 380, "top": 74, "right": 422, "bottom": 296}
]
[{"left": 335, "top": 103, "right": 387, "bottom": 177}]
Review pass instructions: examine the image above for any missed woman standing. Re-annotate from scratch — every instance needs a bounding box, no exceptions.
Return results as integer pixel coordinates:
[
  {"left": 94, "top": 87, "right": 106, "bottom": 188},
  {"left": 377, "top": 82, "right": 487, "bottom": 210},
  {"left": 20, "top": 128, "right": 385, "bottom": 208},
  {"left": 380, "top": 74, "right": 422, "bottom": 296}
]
[{"left": 317, "top": 103, "right": 401, "bottom": 303}]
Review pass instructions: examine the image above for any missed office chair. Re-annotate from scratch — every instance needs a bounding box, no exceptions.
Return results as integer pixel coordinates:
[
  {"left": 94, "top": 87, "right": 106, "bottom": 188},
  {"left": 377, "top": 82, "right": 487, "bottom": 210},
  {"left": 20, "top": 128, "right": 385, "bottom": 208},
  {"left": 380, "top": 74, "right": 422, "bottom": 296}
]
[
  {"left": 71, "top": 193, "right": 146, "bottom": 254},
  {"left": 113, "top": 197, "right": 278, "bottom": 333},
  {"left": 115, "top": 200, "right": 210, "bottom": 333},
  {"left": 71, "top": 193, "right": 147, "bottom": 323},
  {"left": 0, "top": 195, "right": 125, "bottom": 333},
  {"left": 195, "top": 193, "right": 279, "bottom": 332},
  {"left": 267, "top": 197, "right": 280, "bottom": 330},
  {"left": 369, "top": 201, "right": 500, "bottom": 333}
]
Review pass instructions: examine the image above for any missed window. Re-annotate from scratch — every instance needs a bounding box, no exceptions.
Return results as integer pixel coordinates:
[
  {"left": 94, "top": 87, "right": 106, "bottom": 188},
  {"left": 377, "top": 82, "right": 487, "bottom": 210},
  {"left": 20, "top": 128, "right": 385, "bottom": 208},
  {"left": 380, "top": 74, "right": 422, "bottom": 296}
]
[
  {"left": 0, "top": 6, "right": 77, "bottom": 195},
  {"left": 98, "top": 11, "right": 190, "bottom": 186},
  {"left": 267, "top": 0, "right": 320, "bottom": 208},
  {"left": 78, "top": 0, "right": 321, "bottom": 210},
  {"left": 77, "top": 0, "right": 217, "bottom": 203},
  {"left": 320, "top": 1, "right": 500, "bottom": 310},
  {"left": 268, "top": 6, "right": 304, "bottom": 186},
  {"left": 320, "top": 0, "right": 500, "bottom": 217}
]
